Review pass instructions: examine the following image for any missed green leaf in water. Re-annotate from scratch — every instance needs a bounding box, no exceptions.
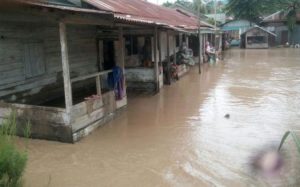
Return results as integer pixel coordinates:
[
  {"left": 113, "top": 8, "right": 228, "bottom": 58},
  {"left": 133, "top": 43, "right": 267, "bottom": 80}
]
[{"left": 278, "top": 131, "right": 300, "bottom": 154}]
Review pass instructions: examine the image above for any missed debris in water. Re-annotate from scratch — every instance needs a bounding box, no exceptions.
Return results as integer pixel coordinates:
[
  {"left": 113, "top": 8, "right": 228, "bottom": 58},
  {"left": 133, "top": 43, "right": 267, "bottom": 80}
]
[
  {"left": 224, "top": 114, "right": 230, "bottom": 119},
  {"left": 251, "top": 147, "right": 284, "bottom": 178}
]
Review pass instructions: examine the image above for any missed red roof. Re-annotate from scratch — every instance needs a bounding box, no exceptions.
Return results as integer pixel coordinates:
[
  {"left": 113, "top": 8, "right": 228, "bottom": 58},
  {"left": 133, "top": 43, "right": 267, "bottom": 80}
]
[{"left": 83, "top": 0, "right": 202, "bottom": 30}]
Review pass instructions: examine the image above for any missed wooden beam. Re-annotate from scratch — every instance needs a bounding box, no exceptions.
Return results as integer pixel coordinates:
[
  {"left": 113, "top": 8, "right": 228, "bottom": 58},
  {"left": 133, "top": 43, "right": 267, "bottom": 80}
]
[
  {"left": 166, "top": 30, "right": 171, "bottom": 85},
  {"left": 158, "top": 30, "right": 162, "bottom": 86},
  {"left": 59, "top": 22, "right": 73, "bottom": 114},
  {"left": 154, "top": 26, "right": 160, "bottom": 93},
  {"left": 118, "top": 27, "right": 125, "bottom": 70},
  {"left": 118, "top": 27, "right": 126, "bottom": 95},
  {"left": 71, "top": 70, "right": 113, "bottom": 83},
  {"left": 96, "top": 75, "right": 101, "bottom": 95},
  {"left": 198, "top": 28, "right": 202, "bottom": 74},
  {"left": 173, "top": 35, "right": 176, "bottom": 68}
]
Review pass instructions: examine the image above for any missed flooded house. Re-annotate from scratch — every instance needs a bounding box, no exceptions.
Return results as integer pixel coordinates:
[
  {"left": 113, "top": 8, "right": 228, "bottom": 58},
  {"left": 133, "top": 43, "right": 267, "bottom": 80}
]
[
  {"left": 169, "top": 4, "right": 219, "bottom": 63},
  {"left": 261, "top": 10, "right": 300, "bottom": 45},
  {"left": 0, "top": 0, "right": 212, "bottom": 142},
  {"left": 84, "top": 0, "right": 215, "bottom": 91},
  {"left": 0, "top": 1, "right": 126, "bottom": 142},
  {"left": 240, "top": 26, "right": 276, "bottom": 49}
]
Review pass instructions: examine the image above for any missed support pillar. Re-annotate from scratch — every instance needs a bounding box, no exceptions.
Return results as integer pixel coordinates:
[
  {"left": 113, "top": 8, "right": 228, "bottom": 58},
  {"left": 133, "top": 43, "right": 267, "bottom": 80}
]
[
  {"left": 158, "top": 31, "right": 162, "bottom": 72},
  {"left": 166, "top": 30, "right": 171, "bottom": 85},
  {"left": 173, "top": 34, "right": 176, "bottom": 66},
  {"left": 198, "top": 28, "right": 202, "bottom": 74},
  {"left": 59, "top": 22, "right": 73, "bottom": 114},
  {"left": 154, "top": 26, "right": 160, "bottom": 93},
  {"left": 118, "top": 27, "right": 126, "bottom": 96}
]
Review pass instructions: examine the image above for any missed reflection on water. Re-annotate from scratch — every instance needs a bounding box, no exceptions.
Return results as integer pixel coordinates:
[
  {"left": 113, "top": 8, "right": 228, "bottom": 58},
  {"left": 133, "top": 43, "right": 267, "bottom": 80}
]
[{"left": 22, "top": 49, "right": 300, "bottom": 187}]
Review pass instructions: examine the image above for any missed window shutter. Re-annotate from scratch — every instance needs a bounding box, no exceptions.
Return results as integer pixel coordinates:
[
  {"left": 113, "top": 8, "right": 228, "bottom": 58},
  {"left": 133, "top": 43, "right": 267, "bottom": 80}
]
[{"left": 24, "top": 42, "right": 45, "bottom": 78}]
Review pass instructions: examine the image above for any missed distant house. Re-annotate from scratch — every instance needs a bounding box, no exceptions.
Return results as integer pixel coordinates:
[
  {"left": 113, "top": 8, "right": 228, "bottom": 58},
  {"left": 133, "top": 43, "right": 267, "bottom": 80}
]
[
  {"left": 221, "top": 20, "right": 255, "bottom": 46},
  {"left": 206, "top": 13, "right": 227, "bottom": 24},
  {"left": 241, "top": 26, "right": 276, "bottom": 49},
  {"left": 261, "top": 10, "right": 300, "bottom": 45},
  {"left": 170, "top": 4, "right": 221, "bottom": 61}
]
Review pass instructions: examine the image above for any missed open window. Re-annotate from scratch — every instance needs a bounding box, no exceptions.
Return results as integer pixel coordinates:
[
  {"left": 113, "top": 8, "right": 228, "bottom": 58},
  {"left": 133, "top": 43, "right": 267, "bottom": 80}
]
[{"left": 247, "top": 36, "right": 266, "bottom": 44}]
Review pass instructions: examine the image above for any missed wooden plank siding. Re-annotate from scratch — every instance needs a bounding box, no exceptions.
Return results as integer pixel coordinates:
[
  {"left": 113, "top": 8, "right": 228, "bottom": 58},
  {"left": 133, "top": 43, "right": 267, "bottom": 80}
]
[{"left": 0, "top": 20, "right": 99, "bottom": 105}]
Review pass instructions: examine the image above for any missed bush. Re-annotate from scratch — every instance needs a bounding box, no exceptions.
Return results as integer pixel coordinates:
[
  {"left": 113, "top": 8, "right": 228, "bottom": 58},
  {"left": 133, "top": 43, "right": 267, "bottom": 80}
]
[{"left": 0, "top": 112, "right": 29, "bottom": 187}]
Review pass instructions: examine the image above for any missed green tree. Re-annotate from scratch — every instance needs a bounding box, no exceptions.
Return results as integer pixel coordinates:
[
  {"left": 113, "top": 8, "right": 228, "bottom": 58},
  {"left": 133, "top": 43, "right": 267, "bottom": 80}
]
[
  {"left": 163, "top": 0, "right": 207, "bottom": 15},
  {"left": 162, "top": 1, "right": 173, "bottom": 7},
  {"left": 226, "top": 0, "right": 300, "bottom": 42},
  {"left": 279, "top": 0, "right": 300, "bottom": 44},
  {"left": 225, "top": 0, "right": 264, "bottom": 23}
]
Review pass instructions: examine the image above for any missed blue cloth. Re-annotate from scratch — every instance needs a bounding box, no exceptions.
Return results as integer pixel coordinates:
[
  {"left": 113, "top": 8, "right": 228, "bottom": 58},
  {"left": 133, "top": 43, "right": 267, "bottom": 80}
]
[{"left": 107, "top": 66, "right": 124, "bottom": 100}]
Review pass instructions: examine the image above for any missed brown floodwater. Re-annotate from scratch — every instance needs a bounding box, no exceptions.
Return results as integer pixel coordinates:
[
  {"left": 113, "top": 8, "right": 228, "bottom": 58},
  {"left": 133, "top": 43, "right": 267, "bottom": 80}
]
[{"left": 21, "top": 49, "right": 300, "bottom": 187}]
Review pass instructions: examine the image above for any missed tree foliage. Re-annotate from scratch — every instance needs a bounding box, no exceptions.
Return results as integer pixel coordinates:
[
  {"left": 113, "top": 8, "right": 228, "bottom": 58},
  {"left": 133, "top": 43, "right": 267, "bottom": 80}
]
[
  {"left": 226, "top": 0, "right": 300, "bottom": 24},
  {"left": 163, "top": 0, "right": 224, "bottom": 14}
]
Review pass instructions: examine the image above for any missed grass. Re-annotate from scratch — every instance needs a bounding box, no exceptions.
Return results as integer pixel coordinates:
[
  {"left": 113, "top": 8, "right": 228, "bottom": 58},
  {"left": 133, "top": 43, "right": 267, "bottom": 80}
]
[
  {"left": 278, "top": 131, "right": 300, "bottom": 154},
  {"left": 0, "top": 111, "right": 30, "bottom": 187}
]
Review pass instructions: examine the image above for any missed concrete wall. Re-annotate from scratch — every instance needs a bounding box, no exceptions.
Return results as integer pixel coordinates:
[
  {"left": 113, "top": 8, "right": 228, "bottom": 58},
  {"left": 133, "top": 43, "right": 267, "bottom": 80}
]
[
  {"left": 125, "top": 68, "right": 156, "bottom": 92},
  {"left": 0, "top": 90, "right": 124, "bottom": 143}
]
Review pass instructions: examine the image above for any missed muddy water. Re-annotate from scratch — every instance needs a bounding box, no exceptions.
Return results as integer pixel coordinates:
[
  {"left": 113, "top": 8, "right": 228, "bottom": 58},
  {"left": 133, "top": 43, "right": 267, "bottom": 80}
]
[{"left": 22, "top": 49, "right": 300, "bottom": 187}]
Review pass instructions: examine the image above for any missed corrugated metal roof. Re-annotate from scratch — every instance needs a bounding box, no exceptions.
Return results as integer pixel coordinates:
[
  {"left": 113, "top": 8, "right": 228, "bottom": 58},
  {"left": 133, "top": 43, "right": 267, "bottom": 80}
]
[
  {"left": 241, "top": 26, "right": 277, "bottom": 36},
  {"left": 16, "top": 0, "right": 112, "bottom": 15},
  {"left": 83, "top": 0, "right": 204, "bottom": 30},
  {"left": 263, "top": 10, "right": 300, "bottom": 23}
]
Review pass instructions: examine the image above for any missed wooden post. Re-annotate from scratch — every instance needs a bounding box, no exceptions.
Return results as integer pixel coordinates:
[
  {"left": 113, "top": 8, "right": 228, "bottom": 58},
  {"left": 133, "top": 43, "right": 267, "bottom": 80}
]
[
  {"left": 173, "top": 34, "right": 176, "bottom": 67},
  {"left": 158, "top": 31, "right": 162, "bottom": 71},
  {"left": 179, "top": 33, "right": 183, "bottom": 46},
  {"left": 118, "top": 27, "right": 125, "bottom": 70},
  {"left": 198, "top": 28, "right": 202, "bottom": 74},
  {"left": 96, "top": 75, "right": 101, "bottom": 95},
  {"left": 59, "top": 22, "right": 73, "bottom": 114},
  {"left": 185, "top": 35, "right": 189, "bottom": 48},
  {"left": 166, "top": 30, "right": 171, "bottom": 85},
  {"left": 154, "top": 26, "right": 160, "bottom": 93},
  {"left": 118, "top": 27, "right": 126, "bottom": 96},
  {"left": 158, "top": 31, "right": 162, "bottom": 89}
]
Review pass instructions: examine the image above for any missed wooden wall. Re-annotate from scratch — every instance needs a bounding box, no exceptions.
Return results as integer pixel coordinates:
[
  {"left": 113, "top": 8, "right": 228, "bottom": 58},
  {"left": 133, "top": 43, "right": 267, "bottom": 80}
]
[{"left": 0, "top": 19, "right": 98, "bottom": 105}]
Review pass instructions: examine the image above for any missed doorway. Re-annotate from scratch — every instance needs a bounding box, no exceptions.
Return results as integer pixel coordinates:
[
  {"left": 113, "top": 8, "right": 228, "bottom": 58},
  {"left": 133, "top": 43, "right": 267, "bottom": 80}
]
[{"left": 102, "top": 40, "right": 115, "bottom": 70}]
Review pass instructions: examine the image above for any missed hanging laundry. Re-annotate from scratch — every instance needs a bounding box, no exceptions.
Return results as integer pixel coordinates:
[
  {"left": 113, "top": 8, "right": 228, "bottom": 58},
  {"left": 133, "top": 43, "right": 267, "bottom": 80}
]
[{"left": 107, "top": 66, "right": 125, "bottom": 100}]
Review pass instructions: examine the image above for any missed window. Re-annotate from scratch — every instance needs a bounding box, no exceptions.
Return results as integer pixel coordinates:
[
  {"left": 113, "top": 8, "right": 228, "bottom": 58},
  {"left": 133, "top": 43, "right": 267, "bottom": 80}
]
[
  {"left": 247, "top": 36, "right": 266, "bottom": 44},
  {"left": 24, "top": 42, "right": 45, "bottom": 78},
  {"left": 125, "top": 36, "right": 138, "bottom": 56}
]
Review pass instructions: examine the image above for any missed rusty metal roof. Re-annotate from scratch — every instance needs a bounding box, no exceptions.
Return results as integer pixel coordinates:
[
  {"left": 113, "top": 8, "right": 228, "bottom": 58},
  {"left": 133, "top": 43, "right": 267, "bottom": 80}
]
[
  {"left": 263, "top": 10, "right": 300, "bottom": 23},
  {"left": 83, "top": 0, "right": 204, "bottom": 30},
  {"left": 15, "top": 0, "right": 112, "bottom": 15}
]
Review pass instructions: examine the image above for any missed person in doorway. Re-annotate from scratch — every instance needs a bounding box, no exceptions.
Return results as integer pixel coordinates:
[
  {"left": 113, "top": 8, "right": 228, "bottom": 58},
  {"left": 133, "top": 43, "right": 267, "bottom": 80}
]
[{"left": 205, "top": 41, "right": 216, "bottom": 63}]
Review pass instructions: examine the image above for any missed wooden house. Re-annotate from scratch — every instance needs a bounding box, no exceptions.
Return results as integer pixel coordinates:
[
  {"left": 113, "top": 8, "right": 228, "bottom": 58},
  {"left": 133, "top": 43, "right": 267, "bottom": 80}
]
[
  {"left": 0, "top": 1, "right": 127, "bottom": 142},
  {"left": 261, "top": 10, "right": 300, "bottom": 45},
  {"left": 0, "top": 0, "right": 212, "bottom": 142},
  {"left": 241, "top": 26, "right": 276, "bottom": 49}
]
